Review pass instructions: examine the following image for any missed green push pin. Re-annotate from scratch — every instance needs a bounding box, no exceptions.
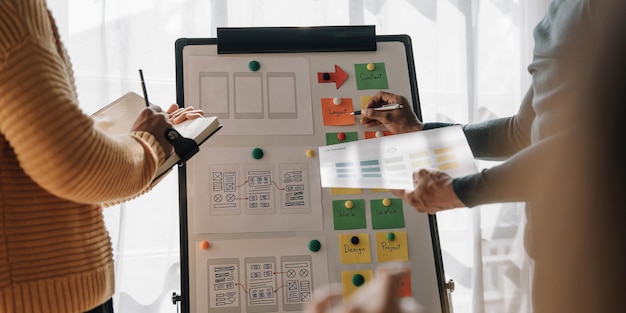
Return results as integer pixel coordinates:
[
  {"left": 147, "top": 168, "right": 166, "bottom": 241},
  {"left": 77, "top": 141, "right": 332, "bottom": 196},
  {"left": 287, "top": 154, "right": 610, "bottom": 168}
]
[
  {"left": 309, "top": 239, "right": 321, "bottom": 252},
  {"left": 352, "top": 274, "right": 365, "bottom": 287},
  {"left": 251, "top": 148, "right": 264, "bottom": 160},
  {"left": 249, "top": 60, "right": 260, "bottom": 71},
  {"left": 387, "top": 232, "right": 396, "bottom": 241}
]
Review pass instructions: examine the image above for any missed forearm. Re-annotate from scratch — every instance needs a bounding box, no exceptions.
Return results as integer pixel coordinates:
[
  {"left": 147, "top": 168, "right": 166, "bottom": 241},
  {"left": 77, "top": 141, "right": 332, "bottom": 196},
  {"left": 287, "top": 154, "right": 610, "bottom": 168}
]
[
  {"left": 452, "top": 131, "right": 571, "bottom": 207},
  {"left": 424, "top": 118, "right": 531, "bottom": 160},
  {"left": 426, "top": 88, "right": 535, "bottom": 160},
  {"left": 0, "top": 41, "right": 162, "bottom": 204},
  {"left": 462, "top": 116, "right": 531, "bottom": 160}
]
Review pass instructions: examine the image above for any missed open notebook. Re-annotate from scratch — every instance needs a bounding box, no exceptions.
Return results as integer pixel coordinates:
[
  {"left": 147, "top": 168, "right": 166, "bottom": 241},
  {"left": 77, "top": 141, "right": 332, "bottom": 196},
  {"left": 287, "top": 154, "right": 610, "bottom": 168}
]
[{"left": 91, "top": 91, "right": 221, "bottom": 183}]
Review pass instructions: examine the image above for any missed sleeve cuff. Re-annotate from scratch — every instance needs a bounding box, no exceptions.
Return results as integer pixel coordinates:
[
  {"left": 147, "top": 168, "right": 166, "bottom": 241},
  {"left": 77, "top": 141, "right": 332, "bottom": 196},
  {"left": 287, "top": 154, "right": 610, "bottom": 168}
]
[
  {"left": 423, "top": 122, "right": 460, "bottom": 130},
  {"left": 130, "top": 130, "right": 165, "bottom": 166},
  {"left": 452, "top": 170, "right": 490, "bottom": 208}
]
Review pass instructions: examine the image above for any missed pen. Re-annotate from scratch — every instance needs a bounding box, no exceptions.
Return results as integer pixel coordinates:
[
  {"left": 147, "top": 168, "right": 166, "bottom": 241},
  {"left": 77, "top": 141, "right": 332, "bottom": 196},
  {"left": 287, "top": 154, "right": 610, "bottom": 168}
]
[
  {"left": 350, "top": 104, "right": 403, "bottom": 115},
  {"left": 138, "top": 69, "right": 150, "bottom": 107}
]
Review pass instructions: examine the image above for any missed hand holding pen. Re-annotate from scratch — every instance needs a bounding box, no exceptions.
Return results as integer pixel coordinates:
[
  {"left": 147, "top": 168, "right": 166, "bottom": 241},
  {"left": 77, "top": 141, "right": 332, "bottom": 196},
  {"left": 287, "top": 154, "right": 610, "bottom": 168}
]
[
  {"left": 133, "top": 69, "right": 203, "bottom": 158},
  {"left": 138, "top": 69, "right": 203, "bottom": 123},
  {"left": 131, "top": 69, "right": 176, "bottom": 156},
  {"left": 359, "top": 91, "right": 424, "bottom": 134}
]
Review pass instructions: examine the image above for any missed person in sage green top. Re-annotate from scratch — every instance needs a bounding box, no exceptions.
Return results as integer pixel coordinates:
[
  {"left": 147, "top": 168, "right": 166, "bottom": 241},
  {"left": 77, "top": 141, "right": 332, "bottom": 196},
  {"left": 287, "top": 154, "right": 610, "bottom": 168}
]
[{"left": 358, "top": 1, "right": 609, "bottom": 312}]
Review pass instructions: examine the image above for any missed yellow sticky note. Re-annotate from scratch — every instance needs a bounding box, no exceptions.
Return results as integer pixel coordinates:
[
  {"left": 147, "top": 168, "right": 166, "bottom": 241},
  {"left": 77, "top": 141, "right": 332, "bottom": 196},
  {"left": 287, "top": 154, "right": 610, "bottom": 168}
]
[
  {"left": 360, "top": 96, "right": 372, "bottom": 109},
  {"left": 376, "top": 231, "right": 409, "bottom": 262},
  {"left": 331, "top": 188, "right": 362, "bottom": 195},
  {"left": 369, "top": 188, "right": 390, "bottom": 193},
  {"left": 341, "top": 270, "right": 374, "bottom": 300},
  {"left": 339, "top": 234, "right": 371, "bottom": 264}
]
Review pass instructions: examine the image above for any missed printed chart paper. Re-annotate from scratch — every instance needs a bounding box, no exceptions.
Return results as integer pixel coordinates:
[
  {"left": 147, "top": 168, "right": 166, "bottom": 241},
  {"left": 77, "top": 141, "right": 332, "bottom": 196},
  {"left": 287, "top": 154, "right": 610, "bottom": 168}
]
[{"left": 318, "top": 126, "right": 477, "bottom": 190}]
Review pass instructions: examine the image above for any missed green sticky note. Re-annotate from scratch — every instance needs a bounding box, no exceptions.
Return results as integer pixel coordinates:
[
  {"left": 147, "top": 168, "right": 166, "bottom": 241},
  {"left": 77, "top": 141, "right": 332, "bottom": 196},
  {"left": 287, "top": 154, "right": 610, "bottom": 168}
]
[
  {"left": 325, "top": 132, "right": 359, "bottom": 145},
  {"left": 370, "top": 198, "right": 405, "bottom": 229},
  {"left": 333, "top": 199, "right": 366, "bottom": 230},
  {"left": 355, "top": 63, "right": 389, "bottom": 90}
]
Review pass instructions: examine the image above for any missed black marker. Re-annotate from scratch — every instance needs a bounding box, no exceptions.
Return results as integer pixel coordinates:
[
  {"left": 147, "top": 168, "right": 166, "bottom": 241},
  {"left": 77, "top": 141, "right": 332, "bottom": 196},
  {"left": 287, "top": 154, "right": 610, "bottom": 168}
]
[{"left": 138, "top": 69, "right": 150, "bottom": 107}]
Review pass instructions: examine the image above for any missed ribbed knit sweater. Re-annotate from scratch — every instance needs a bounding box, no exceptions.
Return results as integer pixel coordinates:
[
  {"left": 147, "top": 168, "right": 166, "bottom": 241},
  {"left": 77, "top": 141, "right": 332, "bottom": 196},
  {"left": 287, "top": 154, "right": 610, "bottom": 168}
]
[{"left": 0, "top": 0, "right": 165, "bottom": 312}]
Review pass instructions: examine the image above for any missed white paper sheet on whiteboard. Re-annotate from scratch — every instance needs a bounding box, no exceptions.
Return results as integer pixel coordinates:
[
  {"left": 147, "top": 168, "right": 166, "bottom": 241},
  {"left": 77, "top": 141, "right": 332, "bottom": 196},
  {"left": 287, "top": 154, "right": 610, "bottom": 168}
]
[{"left": 318, "top": 126, "right": 478, "bottom": 190}]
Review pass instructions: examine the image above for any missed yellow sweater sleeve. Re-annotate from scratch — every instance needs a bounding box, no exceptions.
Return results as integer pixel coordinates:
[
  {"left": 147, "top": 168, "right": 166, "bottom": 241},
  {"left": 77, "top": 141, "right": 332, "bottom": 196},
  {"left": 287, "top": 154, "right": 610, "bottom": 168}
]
[{"left": 0, "top": 0, "right": 164, "bottom": 204}]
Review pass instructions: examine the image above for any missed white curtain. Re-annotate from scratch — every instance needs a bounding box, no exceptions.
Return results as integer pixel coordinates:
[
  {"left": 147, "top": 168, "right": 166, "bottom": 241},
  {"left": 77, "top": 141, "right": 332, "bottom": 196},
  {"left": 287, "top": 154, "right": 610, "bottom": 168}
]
[{"left": 48, "top": 1, "right": 548, "bottom": 312}]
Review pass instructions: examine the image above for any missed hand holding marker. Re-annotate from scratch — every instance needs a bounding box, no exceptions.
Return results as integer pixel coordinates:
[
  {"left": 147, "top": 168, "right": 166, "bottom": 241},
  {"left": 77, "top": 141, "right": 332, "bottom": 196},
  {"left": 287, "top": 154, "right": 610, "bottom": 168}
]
[{"left": 351, "top": 103, "right": 403, "bottom": 115}]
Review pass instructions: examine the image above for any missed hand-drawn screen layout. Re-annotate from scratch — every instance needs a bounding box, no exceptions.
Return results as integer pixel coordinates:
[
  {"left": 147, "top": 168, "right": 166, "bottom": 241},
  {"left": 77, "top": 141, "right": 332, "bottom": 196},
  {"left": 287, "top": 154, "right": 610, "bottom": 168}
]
[
  {"left": 196, "top": 238, "right": 328, "bottom": 313},
  {"left": 187, "top": 56, "right": 313, "bottom": 136},
  {"left": 188, "top": 146, "right": 323, "bottom": 234}
]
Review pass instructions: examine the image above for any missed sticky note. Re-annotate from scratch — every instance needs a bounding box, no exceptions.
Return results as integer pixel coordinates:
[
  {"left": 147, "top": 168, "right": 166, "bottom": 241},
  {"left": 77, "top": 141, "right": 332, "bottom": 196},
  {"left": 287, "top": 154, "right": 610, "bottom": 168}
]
[
  {"left": 341, "top": 270, "right": 374, "bottom": 300},
  {"left": 396, "top": 269, "right": 413, "bottom": 298},
  {"left": 369, "top": 188, "right": 390, "bottom": 193},
  {"left": 321, "top": 98, "right": 354, "bottom": 125},
  {"left": 376, "top": 231, "right": 409, "bottom": 262},
  {"left": 364, "top": 130, "right": 393, "bottom": 139},
  {"left": 325, "top": 132, "right": 358, "bottom": 145},
  {"left": 360, "top": 96, "right": 371, "bottom": 109},
  {"left": 370, "top": 198, "right": 405, "bottom": 229},
  {"left": 333, "top": 200, "right": 366, "bottom": 230},
  {"left": 331, "top": 188, "right": 362, "bottom": 195},
  {"left": 339, "top": 233, "right": 371, "bottom": 264},
  {"left": 355, "top": 63, "right": 389, "bottom": 90}
]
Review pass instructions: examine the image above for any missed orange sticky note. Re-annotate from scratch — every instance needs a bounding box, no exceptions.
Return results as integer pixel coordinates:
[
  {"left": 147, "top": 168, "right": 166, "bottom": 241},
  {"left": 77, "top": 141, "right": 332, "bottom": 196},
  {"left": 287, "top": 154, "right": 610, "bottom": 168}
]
[
  {"left": 394, "top": 269, "right": 413, "bottom": 298},
  {"left": 364, "top": 130, "right": 393, "bottom": 139},
  {"left": 321, "top": 98, "right": 354, "bottom": 126}
]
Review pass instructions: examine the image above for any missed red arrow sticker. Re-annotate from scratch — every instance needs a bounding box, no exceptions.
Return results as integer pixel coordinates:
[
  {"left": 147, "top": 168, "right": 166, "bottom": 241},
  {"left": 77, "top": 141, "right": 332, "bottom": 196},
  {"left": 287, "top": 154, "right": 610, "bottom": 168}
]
[{"left": 317, "top": 64, "right": 348, "bottom": 89}]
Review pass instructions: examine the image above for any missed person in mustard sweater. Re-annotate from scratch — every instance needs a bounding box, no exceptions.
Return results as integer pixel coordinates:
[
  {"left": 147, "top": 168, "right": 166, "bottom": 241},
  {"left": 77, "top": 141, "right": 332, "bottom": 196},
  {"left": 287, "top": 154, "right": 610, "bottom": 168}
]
[{"left": 0, "top": 0, "right": 202, "bottom": 312}]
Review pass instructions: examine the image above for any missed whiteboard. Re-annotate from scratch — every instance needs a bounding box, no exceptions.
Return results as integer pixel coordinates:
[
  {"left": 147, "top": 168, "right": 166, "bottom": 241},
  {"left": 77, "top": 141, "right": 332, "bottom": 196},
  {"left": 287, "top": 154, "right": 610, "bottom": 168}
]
[{"left": 175, "top": 27, "right": 450, "bottom": 313}]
